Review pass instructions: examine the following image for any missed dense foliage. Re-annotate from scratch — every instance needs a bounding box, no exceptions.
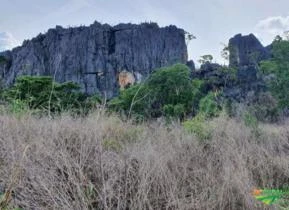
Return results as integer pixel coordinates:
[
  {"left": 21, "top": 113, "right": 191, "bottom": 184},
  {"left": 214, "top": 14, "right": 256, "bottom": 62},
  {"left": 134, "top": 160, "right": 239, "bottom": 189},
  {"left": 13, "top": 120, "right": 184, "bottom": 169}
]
[
  {"left": 261, "top": 38, "right": 289, "bottom": 110},
  {"left": 0, "top": 64, "right": 221, "bottom": 119},
  {"left": 2, "top": 76, "right": 100, "bottom": 114},
  {"left": 109, "top": 64, "right": 217, "bottom": 119},
  {"left": 199, "top": 92, "right": 221, "bottom": 118}
]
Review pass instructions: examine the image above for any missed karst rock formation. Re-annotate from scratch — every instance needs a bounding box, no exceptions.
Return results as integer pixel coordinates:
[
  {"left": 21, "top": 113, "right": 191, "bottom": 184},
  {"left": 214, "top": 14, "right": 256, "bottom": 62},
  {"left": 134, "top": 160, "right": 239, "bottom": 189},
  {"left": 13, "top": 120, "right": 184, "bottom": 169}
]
[{"left": 0, "top": 21, "right": 190, "bottom": 98}]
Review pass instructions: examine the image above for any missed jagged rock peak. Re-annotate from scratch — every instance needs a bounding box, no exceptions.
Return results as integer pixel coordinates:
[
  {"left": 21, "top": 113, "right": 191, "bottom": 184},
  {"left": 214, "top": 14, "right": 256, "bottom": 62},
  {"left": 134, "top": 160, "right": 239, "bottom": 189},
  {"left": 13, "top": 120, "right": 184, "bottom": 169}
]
[
  {"left": 229, "top": 33, "right": 270, "bottom": 67},
  {"left": 0, "top": 21, "right": 188, "bottom": 98}
]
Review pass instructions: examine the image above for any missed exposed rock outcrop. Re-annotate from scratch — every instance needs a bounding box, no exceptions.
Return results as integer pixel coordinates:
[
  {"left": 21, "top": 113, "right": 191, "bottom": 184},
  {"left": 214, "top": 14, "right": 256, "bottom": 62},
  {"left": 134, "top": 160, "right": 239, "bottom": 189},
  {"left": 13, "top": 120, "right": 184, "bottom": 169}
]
[
  {"left": 192, "top": 62, "right": 225, "bottom": 90},
  {"left": 186, "top": 60, "right": 195, "bottom": 71},
  {"left": 190, "top": 34, "right": 271, "bottom": 102},
  {"left": 118, "top": 70, "right": 135, "bottom": 89},
  {"left": 229, "top": 33, "right": 270, "bottom": 68},
  {"left": 222, "top": 34, "right": 270, "bottom": 101},
  {"left": 0, "top": 22, "right": 188, "bottom": 98}
]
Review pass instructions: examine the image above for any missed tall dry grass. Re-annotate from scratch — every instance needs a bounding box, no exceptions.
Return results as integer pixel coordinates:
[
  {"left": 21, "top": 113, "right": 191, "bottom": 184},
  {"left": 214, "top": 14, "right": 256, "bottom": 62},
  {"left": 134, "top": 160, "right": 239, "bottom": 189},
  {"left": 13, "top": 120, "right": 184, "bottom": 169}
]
[{"left": 0, "top": 112, "right": 289, "bottom": 209}]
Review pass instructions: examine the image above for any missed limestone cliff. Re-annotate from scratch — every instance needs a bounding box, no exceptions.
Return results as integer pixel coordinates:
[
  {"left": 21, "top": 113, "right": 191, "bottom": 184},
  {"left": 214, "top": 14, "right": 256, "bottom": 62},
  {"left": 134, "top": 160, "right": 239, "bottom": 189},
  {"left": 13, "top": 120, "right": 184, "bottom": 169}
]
[
  {"left": 226, "top": 34, "right": 270, "bottom": 100},
  {"left": 229, "top": 33, "right": 270, "bottom": 68},
  {"left": 191, "top": 34, "right": 271, "bottom": 102},
  {"left": 0, "top": 22, "right": 188, "bottom": 98}
]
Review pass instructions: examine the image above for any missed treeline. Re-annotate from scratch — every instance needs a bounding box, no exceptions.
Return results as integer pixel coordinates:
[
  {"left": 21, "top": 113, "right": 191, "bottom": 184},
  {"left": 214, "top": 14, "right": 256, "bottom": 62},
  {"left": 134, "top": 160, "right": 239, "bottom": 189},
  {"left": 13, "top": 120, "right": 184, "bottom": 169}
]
[
  {"left": 0, "top": 37, "right": 289, "bottom": 124},
  {"left": 0, "top": 76, "right": 101, "bottom": 115},
  {"left": 0, "top": 64, "right": 221, "bottom": 118}
]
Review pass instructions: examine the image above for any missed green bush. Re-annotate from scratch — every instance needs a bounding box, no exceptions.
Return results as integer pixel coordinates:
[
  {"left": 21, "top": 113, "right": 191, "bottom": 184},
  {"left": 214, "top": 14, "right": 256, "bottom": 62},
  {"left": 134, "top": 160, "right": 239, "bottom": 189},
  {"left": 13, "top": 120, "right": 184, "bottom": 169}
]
[
  {"left": 243, "top": 112, "right": 258, "bottom": 129},
  {"left": 250, "top": 92, "right": 279, "bottom": 122},
  {"left": 191, "top": 79, "right": 206, "bottom": 112},
  {"left": 162, "top": 104, "right": 174, "bottom": 117},
  {"left": 199, "top": 92, "right": 221, "bottom": 118},
  {"left": 163, "top": 103, "right": 185, "bottom": 119},
  {"left": 260, "top": 38, "right": 289, "bottom": 109},
  {"left": 147, "top": 64, "right": 194, "bottom": 109},
  {"left": 109, "top": 64, "right": 206, "bottom": 119},
  {"left": 173, "top": 104, "right": 186, "bottom": 118},
  {"left": 223, "top": 99, "right": 234, "bottom": 117},
  {"left": 183, "top": 114, "right": 212, "bottom": 141},
  {"left": 108, "top": 84, "right": 149, "bottom": 117},
  {"left": 3, "top": 76, "right": 99, "bottom": 114},
  {"left": 7, "top": 99, "right": 29, "bottom": 116},
  {"left": 243, "top": 112, "right": 261, "bottom": 137},
  {"left": 220, "top": 66, "right": 237, "bottom": 85}
]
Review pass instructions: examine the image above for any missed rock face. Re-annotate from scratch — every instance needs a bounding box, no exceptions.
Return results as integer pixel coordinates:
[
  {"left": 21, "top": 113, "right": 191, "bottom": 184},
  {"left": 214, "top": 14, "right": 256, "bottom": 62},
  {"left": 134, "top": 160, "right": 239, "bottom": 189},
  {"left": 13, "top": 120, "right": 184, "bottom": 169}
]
[
  {"left": 229, "top": 33, "right": 270, "bottom": 68},
  {"left": 0, "top": 22, "right": 188, "bottom": 98},
  {"left": 223, "top": 34, "right": 270, "bottom": 101},
  {"left": 186, "top": 60, "right": 195, "bottom": 71},
  {"left": 118, "top": 71, "right": 135, "bottom": 89},
  {"left": 190, "top": 34, "right": 271, "bottom": 102},
  {"left": 192, "top": 62, "right": 225, "bottom": 89}
]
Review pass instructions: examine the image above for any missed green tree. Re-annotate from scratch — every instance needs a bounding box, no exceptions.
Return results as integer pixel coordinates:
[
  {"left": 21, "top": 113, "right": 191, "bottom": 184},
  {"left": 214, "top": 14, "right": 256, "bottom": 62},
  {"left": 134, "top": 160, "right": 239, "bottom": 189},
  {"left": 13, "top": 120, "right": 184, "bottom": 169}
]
[
  {"left": 199, "top": 92, "right": 221, "bottom": 117},
  {"left": 109, "top": 64, "right": 204, "bottom": 119},
  {"left": 198, "top": 55, "right": 213, "bottom": 65},
  {"left": 191, "top": 79, "right": 206, "bottom": 112},
  {"left": 4, "top": 76, "right": 96, "bottom": 114},
  {"left": 147, "top": 64, "right": 193, "bottom": 109},
  {"left": 260, "top": 37, "right": 289, "bottom": 109},
  {"left": 109, "top": 83, "right": 150, "bottom": 118},
  {"left": 220, "top": 43, "right": 230, "bottom": 63}
]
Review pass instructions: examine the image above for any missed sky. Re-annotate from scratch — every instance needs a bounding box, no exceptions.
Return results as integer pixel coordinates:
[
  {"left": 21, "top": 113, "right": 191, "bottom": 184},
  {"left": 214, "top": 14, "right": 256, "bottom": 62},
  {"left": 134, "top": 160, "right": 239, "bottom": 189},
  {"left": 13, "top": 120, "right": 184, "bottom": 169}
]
[{"left": 1, "top": 0, "right": 289, "bottom": 64}]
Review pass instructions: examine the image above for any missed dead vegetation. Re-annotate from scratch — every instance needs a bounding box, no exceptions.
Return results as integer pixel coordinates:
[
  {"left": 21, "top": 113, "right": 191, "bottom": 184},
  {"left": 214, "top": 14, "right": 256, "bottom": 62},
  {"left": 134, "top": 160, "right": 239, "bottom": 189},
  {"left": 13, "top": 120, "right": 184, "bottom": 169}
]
[{"left": 0, "top": 112, "right": 289, "bottom": 209}]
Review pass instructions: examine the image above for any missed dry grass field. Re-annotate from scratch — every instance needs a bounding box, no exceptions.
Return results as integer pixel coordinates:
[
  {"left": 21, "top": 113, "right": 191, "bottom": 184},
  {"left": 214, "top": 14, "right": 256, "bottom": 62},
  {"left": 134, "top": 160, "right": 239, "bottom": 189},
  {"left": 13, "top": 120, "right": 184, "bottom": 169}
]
[{"left": 0, "top": 111, "right": 289, "bottom": 209}]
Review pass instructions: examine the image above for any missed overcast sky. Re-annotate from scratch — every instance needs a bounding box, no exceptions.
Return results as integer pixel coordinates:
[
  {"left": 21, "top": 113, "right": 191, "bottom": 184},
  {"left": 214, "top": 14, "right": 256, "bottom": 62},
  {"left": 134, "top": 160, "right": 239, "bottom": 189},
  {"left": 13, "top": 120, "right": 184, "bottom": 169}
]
[{"left": 1, "top": 0, "right": 289, "bottom": 64}]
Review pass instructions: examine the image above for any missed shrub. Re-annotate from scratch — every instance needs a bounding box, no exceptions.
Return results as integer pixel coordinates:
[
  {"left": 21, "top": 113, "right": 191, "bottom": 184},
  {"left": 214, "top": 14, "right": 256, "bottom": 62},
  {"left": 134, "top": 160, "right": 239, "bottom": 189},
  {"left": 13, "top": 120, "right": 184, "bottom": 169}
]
[
  {"left": 243, "top": 112, "right": 258, "bottom": 129},
  {"left": 109, "top": 64, "right": 206, "bottom": 119},
  {"left": 250, "top": 92, "right": 279, "bottom": 122},
  {"left": 7, "top": 99, "right": 29, "bottom": 116},
  {"left": 223, "top": 98, "right": 234, "bottom": 117},
  {"left": 162, "top": 104, "right": 174, "bottom": 117},
  {"left": 260, "top": 38, "right": 289, "bottom": 109},
  {"left": 3, "top": 76, "right": 98, "bottom": 114},
  {"left": 183, "top": 114, "right": 212, "bottom": 141},
  {"left": 173, "top": 104, "right": 186, "bottom": 118},
  {"left": 191, "top": 79, "right": 206, "bottom": 112},
  {"left": 199, "top": 92, "right": 221, "bottom": 117},
  {"left": 220, "top": 66, "right": 238, "bottom": 85},
  {"left": 243, "top": 112, "right": 261, "bottom": 137},
  {"left": 147, "top": 64, "right": 194, "bottom": 111},
  {"left": 108, "top": 84, "right": 149, "bottom": 117},
  {"left": 163, "top": 103, "right": 185, "bottom": 119}
]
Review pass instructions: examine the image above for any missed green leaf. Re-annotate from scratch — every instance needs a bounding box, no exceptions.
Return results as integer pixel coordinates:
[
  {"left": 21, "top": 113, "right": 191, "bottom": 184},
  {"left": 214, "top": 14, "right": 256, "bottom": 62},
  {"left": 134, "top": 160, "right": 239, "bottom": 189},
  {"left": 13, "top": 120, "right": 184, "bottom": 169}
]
[{"left": 254, "top": 189, "right": 285, "bottom": 205}]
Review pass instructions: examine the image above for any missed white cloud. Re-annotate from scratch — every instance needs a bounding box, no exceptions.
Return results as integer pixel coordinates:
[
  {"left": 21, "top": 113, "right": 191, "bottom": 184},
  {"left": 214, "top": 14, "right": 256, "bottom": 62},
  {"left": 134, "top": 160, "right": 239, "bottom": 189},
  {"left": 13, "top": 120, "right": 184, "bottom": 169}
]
[
  {"left": 0, "top": 32, "right": 19, "bottom": 51},
  {"left": 255, "top": 16, "right": 289, "bottom": 43}
]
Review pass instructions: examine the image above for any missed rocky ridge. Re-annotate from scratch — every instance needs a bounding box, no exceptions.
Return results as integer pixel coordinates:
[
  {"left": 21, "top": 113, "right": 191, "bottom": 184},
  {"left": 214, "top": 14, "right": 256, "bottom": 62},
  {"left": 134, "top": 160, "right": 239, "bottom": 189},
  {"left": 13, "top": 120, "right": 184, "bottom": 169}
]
[
  {"left": 0, "top": 21, "right": 273, "bottom": 102},
  {"left": 0, "top": 21, "right": 189, "bottom": 98},
  {"left": 192, "top": 33, "right": 271, "bottom": 102}
]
